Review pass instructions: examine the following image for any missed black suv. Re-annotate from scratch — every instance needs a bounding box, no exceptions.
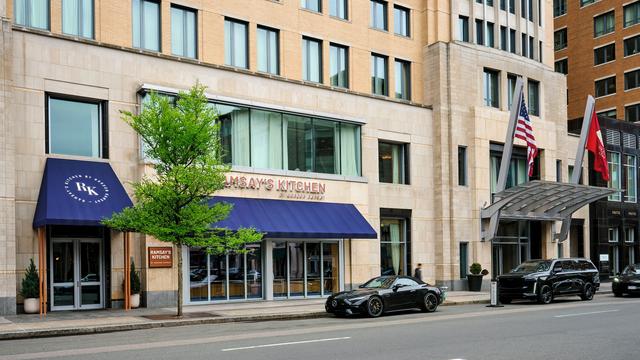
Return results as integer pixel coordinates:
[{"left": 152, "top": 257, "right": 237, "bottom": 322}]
[{"left": 497, "top": 258, "right": 600, "bottom": 304}]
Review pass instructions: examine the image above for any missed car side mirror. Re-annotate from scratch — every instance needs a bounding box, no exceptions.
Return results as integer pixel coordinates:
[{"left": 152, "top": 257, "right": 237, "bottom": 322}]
[
  {"left": 392, "top": 284, "right": 402, "bottom": 291},
  {"left": 358, "top": 284, "right": 365, "bottom": 288}
]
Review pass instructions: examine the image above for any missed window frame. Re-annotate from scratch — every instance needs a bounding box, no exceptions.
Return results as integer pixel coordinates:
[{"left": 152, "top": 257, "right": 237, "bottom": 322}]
[
  {"left": 329, "top": 0, "right": 348, "bottom": 20},
  {"left": 594, "top": 43, "right": 616, "bottom": 66},
  {"left": 329, "top": 43, "right": 349, "bottom": 88},
  {"left": 394, "top": 59, "right": 411, "bottom": 101},
  {"left": 608, "top": 151, "right": 622, "bottom": 201},
  {"left": 624, "top": 35, "right": 640, "bottom": 57},
  {"left": 378, "top": 141, "right": 409, "bottom": 185},
  {"left": 302, "top": 36, "right": 323, "bottom": 83},
  {"left": 595, "top": 76, "right": 617, "bottom": 98},
  {"left": 370, "top": 0, "right": 388, "bottom": 31},
  {"left": 257, "top": 25, "right": 280, "bottom": 75},
  {"left": 555, "top": 58, "right": 568, "bottom": 74},
  {"left": 301, "top": 0, "right": 322, "bottom": 13},
  {"left": 625, "top": 69, "right": 640, "bottom": 91},
  {"left": 170, "top": 4, "right": 198, "bottom": 59},
  {"left": 483, "top": 68, "right": 500, "bottom": 108},
  {"left": 626, "top": 103, "right": 640, "bottom": 122},
  {"left": 62, "top": 0, "right": 94, "bottom": 39},
  {"left": 624, "top": 2, "right": 640, "bottom": 28},
  {"left": 132, "top": 0, "right": 161, "bottom": 52},
  {"left": 458, "top": 146, "right": 468, "bottom": 186},
  {"left": 553, "top": 0, "right": 567, "bottom": 17},
  {"left": 594, "top": 10, "right": 615, "bottom": 38},
  {"left": 14, "top": 0, "right": 51, "bottom": 30},
  {"left": 371, "top": 53, "right": 389, "bottom": 96},
  {"left": 527, "top": 79, "right": 540, "bottom": 116},
  {"left": 459, "top": 15, "right": 469, "bottom": 42},
  {"left": 554, "top": 28, "right": 567, "bottom": 51},
  {"left": 224, "top": 18, "right": 249, "bottom": 69},
  {"left": 393, "top": 4, "right": 410, "bottom": 37}
]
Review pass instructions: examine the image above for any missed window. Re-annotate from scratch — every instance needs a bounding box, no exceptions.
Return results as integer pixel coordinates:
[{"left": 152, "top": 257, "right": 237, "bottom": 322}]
[
  {"left": 379, "top": 142, "right": 408, "bottom": 184},
  {"left": 484, "top": 68, "right": 500, "bottom": 108},
  {"left": 598, "top": 109, "right": 617, "bottom": 118},
  {"left": 302, "top": 37, "right": 322, "bottom": 83},
  {"left": 608, "top": 151, "right": 622, "bottom": 201},
  {"left": 595, "top": 76, "right": 616, "bottom": 97},
  {"left": 47, "top": 96, "right": 105, "bottom": 158},
  {"left": 509, "top": 29, "right": 516, "bottom": 54},
  {"left": 539, "top": 40, "right": 543, "bottom": 62},
  {"left": 395, "top": 60, "right": 411, "bottom": 100},
  {"left": 521, "top": 33, "right": 527, "bottom": 57},
  {"left": 394, "top": 5, "right": 410, "bottom": 37},
  {"left": 14, "top": 0, "right": 49, "bottom": 29},
  {"left": 490, "top": 146, "right": 539, "bottom": 193},
  {"left": 330, "top": 0, "right": 348, "bottom": 20},
  {"left": 626, "top": 104, "right": 640, "bottom": 122},
  {"left": 459, "top": 242, "right": 469, "bottom": 279},
  {"left": 528, "top": 80, "right": 540, "bottom": 116},
  {"left": 594, "top": 11, "right": 615, "bottom": 37},
  {"left": 301, "top": 0, "right": 321, "bottom": 12},
  {"left": 507, "top": 73, "right": 518, "bottom": 109},
  {"left": 476, "top": 20, "right": 484, "bottom": 45},
  {"left": 257, "top": 26, "right": 279, "bottom": 75},
  {"left": 486, "top": 22, "right": 495, "bottom": 47},
  {"left": 568, "top": 165, "right": 583, "bottom": 184},
  {"left": 626, "top": 228, "right": 636, "bottom": 243},
  {"left": 528, "top": 36, "right": 534, "bottom": 59},
  {"left": 553, "top": 0, "right": 566, "bottom": 17},
  {"left": 380, "top": 218, "right": 408, "bottom": 276},
  {"left": 528, "top": 0, "right": 533, "bottom": 21},
  {"left": 594, "top": 43, "right": 615, "bottom": 65},
  {"left": 509, "top": 0, "right": 516, "bottom": 14},
  {"left": 521, "top": 0, "right": 527, "bottom": 19},
  {"left": 371, "top": 54, "right": 388, "bottom": 96},
  {"left": 556, "top": 159, "right": 562, "bottom": 182},
  {"left": 624, "top": 2, "right": 640, "bottom": 28},
  {"left": 581, "top": 0, "right": 595, "bottom": 6},
  {"left": 500, "top": 0, "right": 506, "bottom": 10},
  {"left": 625, "top": 35, "right": 640, "bottom": 57},
  {"left": 132, "top": 0, "right": 160, "bottom": 51},
  {"left": 555, "top": 59, "right": 568, "bottom": 74},
  {"left": 458, "top": 146, "right": 467, "bottom": 186},
  {"left": 609, "top": 228, "right": 620, "bottom": 242},
  {"left": 459, "top": 16, "right": 469, "bottom": 42},
  {"left": 330, "top": 44, "right": 348, "bottom": 88},
  {"left": 498, "top": 26, "right": 507, "bottom": 51},
  {"left": 225, "top": 19, "right": 248, "bottom": 69},
  {"left": 554, "top": 28, "right": 567, "bottom": 50},
  {"left": 370, "top": 0, "right": 388, "bottom": 31},
  {"left": 624, "top": 154, "right": 637, "bottom": 202},
  {"left": 625, "top": 69, "right": 640, "bottom": 90},
  {"left": 62, "top": 0, "right": 93, "bottom": 38},
  {"left": 171, "top": 5, "right": 197, "bottom": 58}
]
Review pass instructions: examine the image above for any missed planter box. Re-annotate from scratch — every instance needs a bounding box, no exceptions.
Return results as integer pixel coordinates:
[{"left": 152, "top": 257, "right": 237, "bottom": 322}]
[{"left": 467, "top": 274, "right": 484, "bottom": 292}]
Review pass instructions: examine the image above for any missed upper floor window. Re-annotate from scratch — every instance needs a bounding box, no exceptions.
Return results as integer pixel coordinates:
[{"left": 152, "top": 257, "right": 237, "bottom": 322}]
[
  {"left": 47, "top": 96, "right": 106, "bottom": 158},
  {"left": 14, "top": 0, "right": 49, "bottom": 30},
  {"left": 626, "top": 104, "right": 640, "bottom": 122},
  {"left": 598, "top": 109, "right": 617, "bottom": 118},
  {"left": 555, "top": 59, "right": 568, "bottom": 74},
  {"left": 507, "top": 73, "right": 518, "bottom": 109},
  {"left": 371, "top": 54, "right": 388, "bottom": 96},
  {"left": 624, "top": 154, "right": 637, "bottom": 203},
  {"left": 458, "top": 16, "right": 469, "bottom": 42},
  {"left": 595, "top": 76, "right": 616, "bottom": 97},
  {"left": 394, "top": 5, "right": 410, "bottom": 37},
  {"left": 521, "top": 33, "right": 528, "bottom": 57},
  {"left": 509, "top": 0, "right": 516, "bottom": 14},
  {"left": 330, "top": 0, "right": 348, "bottom": 20},
  {"left": 379, "top": 142, "right": 409, "bottom": 184},
  {"left": 500, "top": 26, "right": 508, "bottom": 51},
  {"left": 62, "top": 0, "right": 93, "bottom": 38},
  {"left": 509, "top": 29, "right": 516, "bottom": 54},
  {"left": 395, "top": 59, "right": 411, "bottom": 100},
  {"left": 370, "top": 0, "right": 388, "bottom": 31},
  {"left": 257, "top": 26, "right": 279, "bottom": 75},
  {"left": 500, "top": 0, "right": 506, "bottom": 10},
  {"left": 528, "top": 79, "right": 540, "bottom": 116},
  {"left": 594, "top": 11, "right": 615, "bottom": 37},
  {"left": 581, "top": 0, "right": 595, "bottom": 6},
  {"left": 302, "top": 37, "right": 322, "bottom": 83},
  {"left": 458, "top": 146, "right": 468, "bottom": 186},
  {"left": 483, "top": 68, "right": 500, "bottom": 108},
  {"left": 486, "top": 22, "right": 495, "bottom": 47},
  {"left": 476, "top": 20, "right": 484, "bottom": 45},
  {"left": 171, "top": 5, "right": 197, "bottom": 59},
  {"left": 625, "top": 2, "right": 640, "bottom": 28},
  {"left": 608, "top": 151, "right": 622, "bottom": 201},
  {"left": 594, "top": 43, "right": 615, "bottom": 65},
  {"left": 624, "top": 69, "right": 640, "bottom": 91},
  {"left": 490, "top": 146, "right": 539, "bottom": 194},
  {"left": 133, "top": 0, "right": 160, "bottom": 51},
  {"left": 625, "top": 35, "right": 640, "bottom": 57},
  {"left": 554, "top": 28, "right": 567, "bottom": 50},
  {"left": 553, "top": 0, "right": 566, "bottom": 17},
  {"left": 330, "top": 43, "right": 349, "bottom": 88},
  {"left": 301, "top": 0, "right": 321, "bottom": 12},
  {"left": 225, "top": 19, "right": 248, "bottom": 69}
]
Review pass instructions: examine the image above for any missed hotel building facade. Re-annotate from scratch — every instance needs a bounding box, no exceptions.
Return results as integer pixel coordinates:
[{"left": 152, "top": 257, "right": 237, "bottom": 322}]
[{"left": 0, "top": 0, "right": 579, "bottom": 314}]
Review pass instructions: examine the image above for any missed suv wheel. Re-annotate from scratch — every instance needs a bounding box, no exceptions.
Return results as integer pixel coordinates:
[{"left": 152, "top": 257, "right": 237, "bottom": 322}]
[
  {"left": 537, "top": 285, "right": 553, "bottom": 304},
  {"left": 580, "top": 283, "right": 594, "bottom": 301}
]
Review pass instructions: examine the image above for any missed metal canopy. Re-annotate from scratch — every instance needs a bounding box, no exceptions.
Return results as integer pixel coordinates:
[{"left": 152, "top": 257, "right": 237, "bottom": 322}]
[{"left": 481, "top": 180, "right": 616, "bottom": 222}]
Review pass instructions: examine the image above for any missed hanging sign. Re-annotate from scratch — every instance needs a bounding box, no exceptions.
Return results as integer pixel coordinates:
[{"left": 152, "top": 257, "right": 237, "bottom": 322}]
[{"left": 148, "top": 247, "right": 173, "bottom": 268}]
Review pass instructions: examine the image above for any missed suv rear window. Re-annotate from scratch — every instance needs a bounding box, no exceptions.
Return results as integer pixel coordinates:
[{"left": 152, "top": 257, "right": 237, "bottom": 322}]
[{"left": 578, "top": 260, "right": 596, "bottom": 271}]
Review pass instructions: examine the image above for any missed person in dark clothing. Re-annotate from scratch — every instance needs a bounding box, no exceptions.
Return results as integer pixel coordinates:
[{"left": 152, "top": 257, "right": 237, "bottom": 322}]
[{"left": 414, "top": 263, "right": 423, "bottom": 281}]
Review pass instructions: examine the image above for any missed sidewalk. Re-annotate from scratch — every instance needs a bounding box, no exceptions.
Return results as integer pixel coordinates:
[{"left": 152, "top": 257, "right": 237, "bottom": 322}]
[{"left": 0, "top": 291, "right": 489, "bottom": 340}]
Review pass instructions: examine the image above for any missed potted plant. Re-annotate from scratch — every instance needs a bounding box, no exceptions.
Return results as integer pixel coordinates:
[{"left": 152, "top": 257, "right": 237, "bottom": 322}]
[
  {"left": 20, "top": 259, "right": 40, "bottom": 314},
  {"left": 467, "top": 263, "right": 489, "bottom": 292},
  {"left": 129, "top": 260, "right": 142, "bottom": 308}
]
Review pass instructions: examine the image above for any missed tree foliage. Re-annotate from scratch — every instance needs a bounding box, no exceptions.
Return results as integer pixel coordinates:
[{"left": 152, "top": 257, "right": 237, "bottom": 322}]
[{"left": 20, "top": 259, "right": 39, "bottom": 299}]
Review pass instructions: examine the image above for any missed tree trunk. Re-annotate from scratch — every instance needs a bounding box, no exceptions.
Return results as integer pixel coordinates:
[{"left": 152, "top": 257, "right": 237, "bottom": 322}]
[{"left": 177, "top": 244, "right": 183, "bottom": 317}]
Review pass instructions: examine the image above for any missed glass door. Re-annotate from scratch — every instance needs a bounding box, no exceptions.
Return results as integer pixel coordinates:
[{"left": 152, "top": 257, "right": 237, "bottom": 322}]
[
  {"left": 79, "top": 240, "right": 103, "bottom": 309},
  {"left": 51, "top": 239, "right": 75, "bottom": 310}
]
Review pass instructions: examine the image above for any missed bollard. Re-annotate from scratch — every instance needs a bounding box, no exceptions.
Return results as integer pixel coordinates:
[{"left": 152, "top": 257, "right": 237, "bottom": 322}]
[{"left": 486, "top": 280, "right": 504, "bottom": 307}]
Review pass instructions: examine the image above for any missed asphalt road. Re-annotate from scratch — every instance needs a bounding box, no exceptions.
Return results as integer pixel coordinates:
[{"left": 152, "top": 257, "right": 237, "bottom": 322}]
[{"left": 1, "top": 293, "right": 639, "bottom": 360}]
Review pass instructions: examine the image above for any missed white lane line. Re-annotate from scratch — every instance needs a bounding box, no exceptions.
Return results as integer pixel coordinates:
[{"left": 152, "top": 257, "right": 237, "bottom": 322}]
[
  {"left": 554, "top": 309, "right": 619, "bottom": 318},
  {"left": 221, "top": 336, "right": 351, "bottom": 352}
]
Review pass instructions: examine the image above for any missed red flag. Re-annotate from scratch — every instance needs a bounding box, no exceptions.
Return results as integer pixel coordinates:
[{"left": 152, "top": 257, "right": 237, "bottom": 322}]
[{"left": 586, "top": 110, "right": 610, "bottom": 181}]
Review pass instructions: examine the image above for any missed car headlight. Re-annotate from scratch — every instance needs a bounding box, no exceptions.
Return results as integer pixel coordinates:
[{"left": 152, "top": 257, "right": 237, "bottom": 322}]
[{"left": 613, "top": 277, "right": 620, "bottom": 282}]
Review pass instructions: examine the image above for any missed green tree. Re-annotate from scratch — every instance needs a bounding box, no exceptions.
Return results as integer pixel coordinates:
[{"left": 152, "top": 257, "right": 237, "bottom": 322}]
[{"left": 103, "top": 84, "right": 262, "bottom": 316}]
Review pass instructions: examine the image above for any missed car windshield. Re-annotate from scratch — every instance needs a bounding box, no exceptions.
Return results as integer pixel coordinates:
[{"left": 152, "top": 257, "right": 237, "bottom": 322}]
[
  {"left": 625, "top": 265, "right": 640, "bottom": 274},
  {"left": 361, "top": 277, "right": 395, "bottom": 289},
  {"left": 510, "top": 260, "right": 551, "bottom": 273}
]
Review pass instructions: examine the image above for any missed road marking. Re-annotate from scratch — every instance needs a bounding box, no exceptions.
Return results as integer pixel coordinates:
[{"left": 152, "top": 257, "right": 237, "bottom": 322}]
[
  {"left": 221, "top": 336, "right": 351, "bottom": 352},
  {"left": 554, "top": 309, "right": 619, "bottom": 318}
]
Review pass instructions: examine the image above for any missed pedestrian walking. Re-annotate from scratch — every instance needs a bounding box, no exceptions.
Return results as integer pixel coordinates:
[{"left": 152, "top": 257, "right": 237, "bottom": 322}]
[{"left": 413, "top": 263, "right": 423, "bottom": 281}]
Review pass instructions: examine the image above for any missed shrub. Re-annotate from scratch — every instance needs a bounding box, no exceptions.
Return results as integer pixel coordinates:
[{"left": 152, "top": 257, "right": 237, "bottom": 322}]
[
  {"left": 469, "top": 263, "right": 482, "bottom": 275},
  {"left": 130, "top": 260, "right": 141, "bottom": 295},
  {"left": 20, "top": 259, "right": 39, "bottom": 299}
]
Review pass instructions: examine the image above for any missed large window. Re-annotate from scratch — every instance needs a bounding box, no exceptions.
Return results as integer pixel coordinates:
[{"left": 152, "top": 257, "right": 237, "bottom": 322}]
[
  {"left": 62, "top": 0, "right": 93, "bottom": 38},
  {"left": 257, "top": 26, "right": 279, "bottom": 75},
  {"left": 528, "top": 79, "right": 540, "bottom": 116},
  {"left": 608, "top": 151, "right": 622, "bottom": 201},
  {"left": 330, "top": 44, "right": 348, "bottom": 88},
  {"left": 624, "top": 154, "right": 637, "bottom": 203},
  {"left": 625, "top": 35, "right": 640, "bottom": 57},
  {"left": 171, "top": 5, "right": 197, "bottom": 59},
  {"left": 483, "top": 68, "right": 500, "bottom": 108},
  {"left": 133, "top": 0, "right": 160, "bottom": 51},
  {"left": 625, "top": 69, "right": 640, "bottom": 91},
  {"left": 555, "top": 59, "right": 568, "bottom": 74},
  {"left": 394, "top": 5, "right": 410, "bottom": 37},
  {"left": 459, "top": 16, "right": 469, "bottom": 42},
  {"left": 47, "top": 96, "right": 104, "bottom": 158},
  {"left": 394, "top": 59, "right": 411, "bottom": 100},
  {"left": 594, "top": 11, "right": 615, "bottom": 37},
  {"left": 380, "top": 218, "right": 409, "bottom": 276},
  {"left": 330, "top": 0, "right": 348, "bottom": 20},
  {"left": 624, "top": 2, "right": 640, "bottom": 28},
  {"left": 303, "top": 37, "right": 322, "bottom": 83},
  {"left": 553, "top": 0, "right": 566, "bottom": 17},
  {"left": 371, "top": 54, "right": 388, "bottom": 96},
  {"left": 225, "top": 19, "right": 248, "bottom": 69},
  {"left": 379, "top": 142, "right": 408, "bottom": 184},
  {"left": 595, "top": 76, "right": 616, "bottom": 97},
  {"left": 14, "top": 0, "right": 49, "bottom": 30},
  {"left": 301, "top": 0, "right": 321, "bottom": 12},
  {"left": 554, "top": 28, "right": 567, "bottom": 50},
  {"left": 370, "top": 0, "right": 388, "bottom": 31},
  {"left": 626, "top": 104, "right": 640, "bottom": 122},
  {"left": 594, "top": 43, "right": 615, "bottom": 65}
]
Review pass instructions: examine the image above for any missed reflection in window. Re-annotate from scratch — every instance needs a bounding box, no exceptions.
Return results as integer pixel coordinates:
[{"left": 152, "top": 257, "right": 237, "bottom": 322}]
[
  {"left": 62, "top": 0, "right": 93, "bottom": 38},
  {"left": 594, "top": 11, "right": 615, "bottom": 37},
  {"left": 218, "top": 104, "right": 250, "bottom": 166},
  {"left": 14, "top": 0, "right": 49, "bottom": 29},
  {"left": 379, "top": 142, "right": 408, "bottom": 184},
  {"left": 48, "top": 97, "right": 102, "bottom": 158},
  {"left": 380, "top": 218, "right": 407, "bottom": 276}
]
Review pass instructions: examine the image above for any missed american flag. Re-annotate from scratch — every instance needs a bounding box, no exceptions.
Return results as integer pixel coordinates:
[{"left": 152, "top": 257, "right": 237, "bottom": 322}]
[{"left": 514, "top": 93, "right": 538, "bottom": 176}]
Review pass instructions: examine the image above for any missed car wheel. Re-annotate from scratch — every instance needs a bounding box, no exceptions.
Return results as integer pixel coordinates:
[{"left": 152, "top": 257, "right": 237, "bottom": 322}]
[
  {"left": 537, "top": 285, "right": 553, "bottom": 304},
  {"left": 580, "top": 283, "right": 594, "bottom": 301},
  {"left": 366, "top": 296, "right": 384, "bottom": 317},
  {"left": 613, "top": 291, "right": 623, "bottom": 297},
  {"left": 499, "top": 297, "right": 512, "bottom": 304},
  {"left": 421, "top": 292, "right": 439, "bottom": 313}
]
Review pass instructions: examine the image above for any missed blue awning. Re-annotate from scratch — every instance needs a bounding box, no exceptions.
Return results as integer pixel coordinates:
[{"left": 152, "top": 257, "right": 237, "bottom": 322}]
[
  {"left": 33, "top": 158, "right": 133, "bottom": 228},
  {"left": 209, "top": 196, "right": 377, "bottom": 239}
]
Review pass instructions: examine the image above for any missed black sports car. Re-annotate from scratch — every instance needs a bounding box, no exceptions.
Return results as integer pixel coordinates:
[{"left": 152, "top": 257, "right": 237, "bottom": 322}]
[
  {"left": 325, "top": 275, "right": 445, "bottom": 317},
  {"left": 613, "top": 264, "right": 640, "bottom": 296}
]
